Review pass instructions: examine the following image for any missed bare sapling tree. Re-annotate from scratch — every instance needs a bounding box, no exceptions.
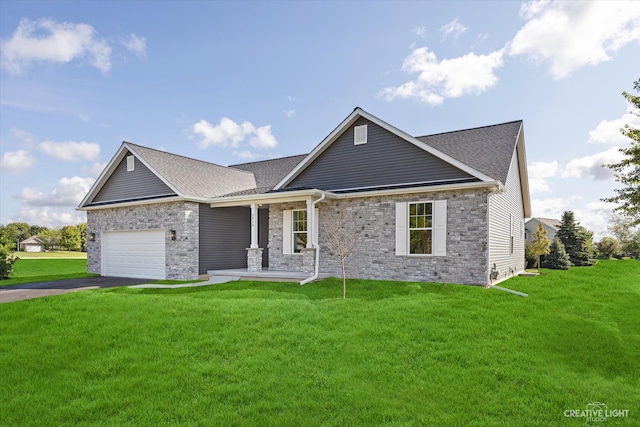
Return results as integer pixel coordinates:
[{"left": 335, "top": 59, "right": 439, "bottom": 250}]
[{"left": 325, "top": 209, "right": 357, "bottom": 299}]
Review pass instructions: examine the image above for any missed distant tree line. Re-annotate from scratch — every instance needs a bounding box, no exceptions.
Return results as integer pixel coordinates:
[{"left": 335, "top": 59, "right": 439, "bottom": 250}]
[
  {"left": 526, "top": 211, "right": 640, "bottom": 270},
  {"left": 0, "top": 222, "right": 87, "bottom": 252}
]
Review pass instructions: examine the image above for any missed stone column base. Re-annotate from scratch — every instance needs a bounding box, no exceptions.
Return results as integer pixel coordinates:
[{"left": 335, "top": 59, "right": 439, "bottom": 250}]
[{"left": 246, "top": 247, "right": 263, "bottom": 272}]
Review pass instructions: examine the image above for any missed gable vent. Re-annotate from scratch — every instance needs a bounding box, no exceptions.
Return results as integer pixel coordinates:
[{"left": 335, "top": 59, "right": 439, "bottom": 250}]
[
  {"left": 127, "top": 155, "right": 135, "bottom": 171},
  {"left": 354, "top": 125, "right": 367, "bottom": 145}
]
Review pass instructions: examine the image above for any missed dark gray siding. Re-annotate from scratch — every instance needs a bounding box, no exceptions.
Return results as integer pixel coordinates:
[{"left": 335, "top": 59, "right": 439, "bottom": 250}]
[
  {"left": 199, "top": 205, "right": 250, "bottom": 273},
  {"left": 92, "top": 151, "right": 176, "bottom": 203},
  {"left": 259, "top": 208, "right": 269, "bottom": 267},
  {"left": 285, "top": 117, "right": 474, "bottom": 191}
]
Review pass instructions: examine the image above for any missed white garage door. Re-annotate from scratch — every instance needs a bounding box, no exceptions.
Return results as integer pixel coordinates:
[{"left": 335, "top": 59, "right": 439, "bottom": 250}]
[{"left": 102, "top": 229, "right": 166, "bottom": 279}]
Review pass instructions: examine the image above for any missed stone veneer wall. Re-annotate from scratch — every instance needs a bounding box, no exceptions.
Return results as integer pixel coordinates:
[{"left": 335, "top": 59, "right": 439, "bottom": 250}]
[
  {"left": 87, "top": 201, "right": 200, "bottom": 280},
  {"left": 269, "top": 188, "right": 489, "bottom": 285}
]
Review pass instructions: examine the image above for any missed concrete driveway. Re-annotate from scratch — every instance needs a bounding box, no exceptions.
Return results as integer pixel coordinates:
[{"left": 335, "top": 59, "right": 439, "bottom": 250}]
[{"left": 0, "top": 276, "right": 152, "bottom": 303}]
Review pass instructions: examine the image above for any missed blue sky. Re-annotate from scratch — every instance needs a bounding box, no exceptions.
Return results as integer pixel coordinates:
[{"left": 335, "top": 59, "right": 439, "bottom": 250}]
[{"left": 1, "top": 0, "right": 639, "bottom": 239}]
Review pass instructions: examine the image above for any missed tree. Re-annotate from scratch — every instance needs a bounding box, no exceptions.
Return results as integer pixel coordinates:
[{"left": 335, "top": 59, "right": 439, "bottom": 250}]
[
  {"left": 60, "top": 225, "right": 81, "bottom": 251},
  {"left": 603, "top": 79, "right": 640, "bottom": 226},
  {"left": 529, "top": 223, "right": 550, "bottom": 271},
  {"left": 0, "top": 244, "right": 17, "bottom": 279},
  {"left": 556, "top": 211, "right": 594, "bottom": 266},
  {"left": 0, "top": 222, "right": 31, "bottom": 250},
  {"left": 608, "top": 213, "right": 640, "bottom": 257},
  {"left": 544, "top": 237, "right": 571, "bottom": 270},
  {"left": 76, "top": 222, "right": 88, "bottom": 252},
  {"left": 38, "top": 228, "right": 61, "bottom": 251},
  {"left": 325, "top": 210, "right": 357, "bottom": 299},
  {"left": 596, "top": 237, "right": 619, "bottom": 258}
]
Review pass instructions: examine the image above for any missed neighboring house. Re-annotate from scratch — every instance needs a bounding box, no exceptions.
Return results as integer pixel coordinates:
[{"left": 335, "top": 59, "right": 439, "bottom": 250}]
[
  {"left": 525, "top": 218, "right": 560, "bottom": 246},
  {"left": 78, "top": 107, "right": 531, "bottom": 285},
  {"left": 19, "top": 236, "right": 45, "bottom": 252}
]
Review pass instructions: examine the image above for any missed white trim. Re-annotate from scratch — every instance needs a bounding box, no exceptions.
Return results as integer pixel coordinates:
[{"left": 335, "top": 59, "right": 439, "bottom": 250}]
[
  {"left": 395, "top": 202, "right": 407, "bottom": 256},
  {"left": 274, "top": 107, "right": 494, "bottom": 190},
  {"left": 433, "top": 200, "right": 447, "bottom": 256},
  {"left": 77, "top": 196, "right": 212, "bottom": 211},
  {"left": 283, "top": 210, "right": 292, "bottom": 255}
]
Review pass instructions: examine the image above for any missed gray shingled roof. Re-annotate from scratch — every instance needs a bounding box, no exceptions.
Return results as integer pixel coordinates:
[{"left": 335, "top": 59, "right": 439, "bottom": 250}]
[
  {"left": 230, "top": 155, "right": 307, "bottom": 189},
  {"left": 416, "top": 121, "right": 522, "bottom": 184},
  {"left": 126, "top": 143, "right": 257, "bottom": 199}
]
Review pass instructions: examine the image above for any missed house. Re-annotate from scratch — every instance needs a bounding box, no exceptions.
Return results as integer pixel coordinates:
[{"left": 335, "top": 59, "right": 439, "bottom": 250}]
[
  {"left": 19, "top": 236, "right": 45, "bottom": 252},
  {"left": 525, "top": 218, "right": 560, "bottom": 245},
  {"left": 78, "top": 107, "right": 531, "bottom": 285}
]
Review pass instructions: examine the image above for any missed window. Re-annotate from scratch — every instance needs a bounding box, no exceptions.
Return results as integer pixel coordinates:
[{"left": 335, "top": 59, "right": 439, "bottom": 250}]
[
  {"left": 292, "top": 210, "right": 307, "bottom": 253},
  {"left": 127, "top": 155, "right": 135, "bottom": 171},
  {"left": 354, "top": 124, "right": 367, "bottom": 145},
  {"left": 409, "top": 202, "right": 433, "bottom": 254},
  {"left": 395, "top": 200, "right": 447, "bottom": 257}
]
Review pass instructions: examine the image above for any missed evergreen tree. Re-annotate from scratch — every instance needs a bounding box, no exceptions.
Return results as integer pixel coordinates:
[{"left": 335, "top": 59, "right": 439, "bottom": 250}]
[
  {"left": 556, "top": 211, "right": 594, "bottom": 266},
  {"left": 544, "top": 237, "right": 571, "bottom": 270}
]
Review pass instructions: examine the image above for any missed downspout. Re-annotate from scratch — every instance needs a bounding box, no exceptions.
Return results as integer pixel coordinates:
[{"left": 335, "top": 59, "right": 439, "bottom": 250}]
[{"left": 299, "top": 193, "right": 326, "bottom": 285}]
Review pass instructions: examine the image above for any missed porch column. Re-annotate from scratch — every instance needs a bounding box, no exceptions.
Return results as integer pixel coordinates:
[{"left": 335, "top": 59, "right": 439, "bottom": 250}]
[
  {"left": 306, "top": 198, "right": 314, "bottom": 248},
  {"left": 250, "top": 203, "right": 258, "bottom": 249}
]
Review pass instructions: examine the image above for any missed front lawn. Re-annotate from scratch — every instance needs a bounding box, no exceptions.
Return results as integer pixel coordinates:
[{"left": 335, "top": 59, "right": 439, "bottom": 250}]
[
  {"left": 0, "top": 258, "right": 95, "bottom": 286},
  {"left": 1, "top": 260, "right": 638, "bottom": 425}
]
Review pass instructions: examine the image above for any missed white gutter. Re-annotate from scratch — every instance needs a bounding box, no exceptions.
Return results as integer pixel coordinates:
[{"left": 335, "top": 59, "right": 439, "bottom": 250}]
[
  {"left": 299, "top": 193, "right": 326, "bottom": 285},
  {"left": 487, "top": 284, "right": 528, "bottom": 297}
]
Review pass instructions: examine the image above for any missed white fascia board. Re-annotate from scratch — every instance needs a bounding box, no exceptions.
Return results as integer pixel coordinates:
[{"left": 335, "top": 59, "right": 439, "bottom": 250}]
[
  {"left": 209, "top": 189, "right": 335, "bottom": 208},
  {"left": 124, "top": 143, "right": 183, "bottom": 197},
  {"left": 274, "top": 107, "right": 494, "bottom": 190},
  {"left": 515, "top": 125, "right": 532, "bottom": 218},
  {"left": 77, "top": 196, "right": 188, "bottom": 211}
]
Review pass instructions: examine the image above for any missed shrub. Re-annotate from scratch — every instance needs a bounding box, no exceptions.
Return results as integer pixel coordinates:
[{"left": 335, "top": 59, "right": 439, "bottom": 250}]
[{"left": 0, "top": 244, "right": 17, "bottom": 279}]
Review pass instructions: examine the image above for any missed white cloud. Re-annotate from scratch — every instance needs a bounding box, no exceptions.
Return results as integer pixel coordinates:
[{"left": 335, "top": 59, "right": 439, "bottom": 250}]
[
  {"left": 381, "top": 47, "right": 504, "bottom": 105},
  {"left": 0, "top": 150, "right": 37, "bottom": 174},
  {"left": 588, "top": 111, "right": 640, "bottom": 145},
  {"left": 15, "top": 207, "right": 86, "bottom": 228},
  {"left": 284, "top": 109, "right": 296, "bottom": 118},
  {"left": 440, "top": 18, "right": 468, "bottom": 39},
  {"left": 249, "top": 125, "right": 277, "bottom": 149},
  {"left": 528, "top": 160, "right": 559, "bottom": 193},
  {"left": 39, "top": 140, "right": 101, "bottom": 162},
  {"left": 413, "top": 26, "right": 428, "bottom": 39},
  {"left": 233, "top": 150, "right": 264, "bottom": 161},
  {"left": 562, "top": 146, "right": 624, "bottom": 180},
  {"left": 287, "top": 95, "right": 297, "bottom": 102},
  {"left": 192, "top": 117, "right": 278, "bottom": 150},
  {"left": 0, "top": 18, "right": 112, "bottom": 75},
  {"left": 20, "top": 176, "right": 95, "bottom": 207},
  {"left": 509, "top": 1, "right": 640, "bottom": 79},
  {"left": 530, "top": 197, "right": 569, "bottom": 220},
  {"left": 121, "top": 33, "right": 146, "bottom": 59},
  {"left": 575, "top": 201, "right": 619, "bottom": 241}
]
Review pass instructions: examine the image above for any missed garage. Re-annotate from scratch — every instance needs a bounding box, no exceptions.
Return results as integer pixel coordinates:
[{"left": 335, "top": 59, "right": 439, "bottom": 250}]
[{"left": 102, "top": 229, "right": 166, "bottom": 279}]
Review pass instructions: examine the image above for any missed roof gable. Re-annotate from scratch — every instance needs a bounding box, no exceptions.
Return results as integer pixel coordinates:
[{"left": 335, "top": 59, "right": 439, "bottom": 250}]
[
  {"left": 275, "top": 108, "right": 494, "bottom": 191},
  {"left": 281, "top": 116, "right": 478, "bottom": 191},
  {"left": 79, "top": 142, "right": 257, "bottom": 208}
]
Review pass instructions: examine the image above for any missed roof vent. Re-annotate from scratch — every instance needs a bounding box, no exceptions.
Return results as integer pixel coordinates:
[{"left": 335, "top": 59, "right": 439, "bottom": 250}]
[
  {"left": 127, "top": 155, "right": 135, "bottom": 171},
  {"left": 354, "top": 125, "right": 367, "bottom": 145}
]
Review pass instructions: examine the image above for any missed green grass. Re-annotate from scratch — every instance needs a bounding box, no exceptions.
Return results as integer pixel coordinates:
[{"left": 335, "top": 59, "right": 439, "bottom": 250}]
[
  {"left": 1, "top": 260, "right": 638, "bottom": 425},
  {"left": 14, "top": 251, "right": 87, "bottom": 259},
  {"left": 0, "top": 258, "right": 95, "bottom": 286}
]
